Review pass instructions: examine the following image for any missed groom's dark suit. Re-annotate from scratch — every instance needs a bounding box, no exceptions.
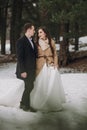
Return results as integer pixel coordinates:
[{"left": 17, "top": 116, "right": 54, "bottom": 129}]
[{"left": 16, "top": 35, "right": 37, "bottom": 109}]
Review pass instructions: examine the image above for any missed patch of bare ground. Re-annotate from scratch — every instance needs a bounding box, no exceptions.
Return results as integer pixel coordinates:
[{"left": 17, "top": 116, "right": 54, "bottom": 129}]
[
  {"left": 0, "top": 54, "right": 87, "bottom": 73},
  {"left": 0, "top": 54, "right": 16, "bottom": 63},
  {"left": 65, "top": 57, "right": 87, "bottom": 72}
]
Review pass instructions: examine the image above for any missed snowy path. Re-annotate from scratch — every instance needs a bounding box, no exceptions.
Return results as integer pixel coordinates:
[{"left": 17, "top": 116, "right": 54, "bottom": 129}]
[{"left": 0, "top": 63, "right": 87, "bottom": 130}]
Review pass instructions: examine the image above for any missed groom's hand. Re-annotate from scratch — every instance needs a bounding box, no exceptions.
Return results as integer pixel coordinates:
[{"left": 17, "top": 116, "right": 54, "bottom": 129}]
[{"left": 21, "top": 72, "right": 27, "bottom": 78}]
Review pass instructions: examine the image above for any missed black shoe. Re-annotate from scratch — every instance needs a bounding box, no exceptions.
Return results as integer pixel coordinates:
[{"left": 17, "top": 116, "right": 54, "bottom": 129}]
[
  {"left": 29, "top": 107, "right": 37, "bottom": 112},
  {"left": 20, "top": 104, "right": 29, "bottom": 111}
]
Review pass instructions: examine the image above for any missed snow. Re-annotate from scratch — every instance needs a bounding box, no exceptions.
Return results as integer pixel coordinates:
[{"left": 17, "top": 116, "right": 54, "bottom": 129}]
[
  {"left": 0, "top": 36, "right": 87, "bottom": 130},
  {"left": 55, "top": 36, "right": 87, "bottom": 51},
  {"left": 0, "top": 63, "right": 87, "bottom": 130},
  {"left": 79, "top": 36, "right": 87, "bottom": 44}
]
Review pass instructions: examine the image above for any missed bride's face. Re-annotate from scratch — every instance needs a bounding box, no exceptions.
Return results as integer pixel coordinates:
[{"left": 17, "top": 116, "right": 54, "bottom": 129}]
[{"left": 38, "top": 29, "right": 46, "bottom": 40}]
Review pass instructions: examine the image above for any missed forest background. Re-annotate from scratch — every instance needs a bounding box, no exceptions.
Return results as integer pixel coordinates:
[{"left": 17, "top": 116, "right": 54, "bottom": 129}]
[{"left": 0, "top": 0, "right": 87, "bottom": 68}]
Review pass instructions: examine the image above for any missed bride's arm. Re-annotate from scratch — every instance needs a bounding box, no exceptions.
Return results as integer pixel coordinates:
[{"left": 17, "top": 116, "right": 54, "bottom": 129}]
[{"left": 51, "top": 39, "right": 59, "bottom": 68}]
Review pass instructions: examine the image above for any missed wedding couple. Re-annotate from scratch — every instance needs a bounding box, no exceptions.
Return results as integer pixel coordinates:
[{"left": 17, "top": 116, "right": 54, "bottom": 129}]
[{"left": 16, "top": 22, "right": 66, "bottom": 112}]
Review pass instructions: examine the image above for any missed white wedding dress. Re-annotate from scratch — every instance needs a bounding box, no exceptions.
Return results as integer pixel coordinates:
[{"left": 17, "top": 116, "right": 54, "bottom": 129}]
[{"left": 30, "top": 64, "right": 66, "bottom": 112}]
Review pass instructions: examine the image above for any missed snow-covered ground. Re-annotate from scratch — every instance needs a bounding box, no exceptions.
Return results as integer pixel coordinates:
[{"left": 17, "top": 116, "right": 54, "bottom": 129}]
[{"left": 0, "top": 63, "right": 87, "bottom": 130}]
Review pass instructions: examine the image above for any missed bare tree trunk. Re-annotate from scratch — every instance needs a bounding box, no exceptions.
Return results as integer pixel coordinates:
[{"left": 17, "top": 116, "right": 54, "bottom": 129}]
[
  {"left": 75, "top": 22, "right": 79, "bottom": 51},
  {"left": 10, "top": 0, "right": 23, "bottom": 54},
  {"left": 0, "top": 1, "right": 8, "bottom": 54},
  {"left": 0, "top": 8, "right": 1, "bottom": 36},
  {"left": 59, "top": 22, "right": 70, "bottom": 66}
]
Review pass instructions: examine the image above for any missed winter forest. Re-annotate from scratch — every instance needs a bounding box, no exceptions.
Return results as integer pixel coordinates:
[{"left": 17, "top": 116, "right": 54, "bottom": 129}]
[{"left": 0, "top": 0, "right": 87, "bottom": 130}]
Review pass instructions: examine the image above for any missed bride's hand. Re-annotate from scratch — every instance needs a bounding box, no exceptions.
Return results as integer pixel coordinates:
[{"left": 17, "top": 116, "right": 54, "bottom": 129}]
[
  {"left": 50, "top": 63, "right": 54, "bottom": 66},
  {"left": 54, "top": 64, "right": 59, "bottom": 69},
  {"left": 50, "top": 63, "right": 59, "bottom": 69}
]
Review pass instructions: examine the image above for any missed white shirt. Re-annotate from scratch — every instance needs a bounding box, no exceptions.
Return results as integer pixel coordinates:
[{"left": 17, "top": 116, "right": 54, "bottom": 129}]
[{"left": 28, "top": 38, "right": 34, "bottom": 49}]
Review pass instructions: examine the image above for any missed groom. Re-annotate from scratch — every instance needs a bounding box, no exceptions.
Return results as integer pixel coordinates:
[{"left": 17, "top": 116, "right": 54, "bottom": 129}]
[{"left": 16, "top": 22, "right": 37, "bottom": 112}]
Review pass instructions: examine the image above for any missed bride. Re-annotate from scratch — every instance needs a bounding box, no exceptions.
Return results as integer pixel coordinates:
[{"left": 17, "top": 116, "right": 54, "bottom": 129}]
[{"left": 30, "top": 26, "right": 66, "bottom": 112}]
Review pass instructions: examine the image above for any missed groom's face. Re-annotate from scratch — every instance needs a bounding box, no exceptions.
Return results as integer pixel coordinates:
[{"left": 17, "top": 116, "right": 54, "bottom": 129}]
[{"left": 28, "top": 26, "right": 35, "bottom": 37}]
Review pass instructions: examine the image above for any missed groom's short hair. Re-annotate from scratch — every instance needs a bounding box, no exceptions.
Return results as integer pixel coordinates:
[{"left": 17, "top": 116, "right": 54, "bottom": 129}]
[{"left": 23, "top": 22, "right": 34, "bottom": 33}]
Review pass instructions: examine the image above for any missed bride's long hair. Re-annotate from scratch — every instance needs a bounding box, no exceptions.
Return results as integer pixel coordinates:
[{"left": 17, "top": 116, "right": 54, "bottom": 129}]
[{"left": 35, "top": 26, "right": 54, "bottom": 54}]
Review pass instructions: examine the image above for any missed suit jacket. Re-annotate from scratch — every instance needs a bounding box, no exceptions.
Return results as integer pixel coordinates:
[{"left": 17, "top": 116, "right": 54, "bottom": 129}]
[{"left": 16, "top": 35, "right": 37, "bottom": 79}]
